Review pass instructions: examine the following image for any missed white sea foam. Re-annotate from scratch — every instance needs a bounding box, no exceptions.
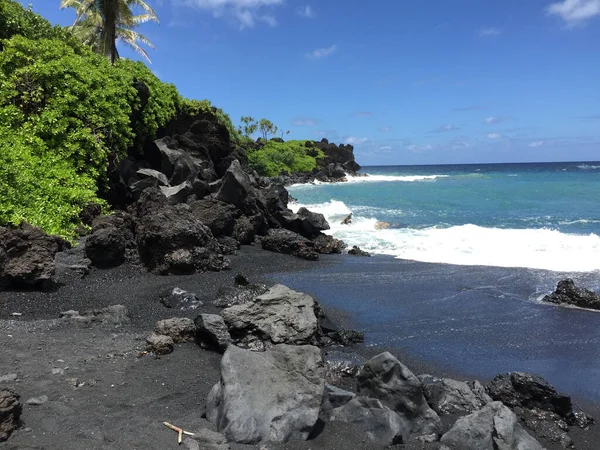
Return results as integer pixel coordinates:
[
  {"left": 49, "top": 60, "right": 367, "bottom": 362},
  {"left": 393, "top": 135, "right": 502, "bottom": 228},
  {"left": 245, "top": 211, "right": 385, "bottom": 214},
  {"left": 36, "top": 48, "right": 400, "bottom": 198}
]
[
  {"left": 346, "top": 174, "right": 449, "bottom": 183},
  {"left": 577, "top": 164, "right": 600, "bottom": 170},
  {"left": 291, "top": 200, "right": 600, "bottom": 272}
]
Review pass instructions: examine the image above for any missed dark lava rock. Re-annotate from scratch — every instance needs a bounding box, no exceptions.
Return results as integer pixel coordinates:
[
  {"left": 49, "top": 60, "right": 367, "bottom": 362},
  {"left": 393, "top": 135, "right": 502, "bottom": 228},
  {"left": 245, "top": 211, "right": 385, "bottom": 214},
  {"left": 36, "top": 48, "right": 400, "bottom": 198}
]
[
  {"left": 324, "top": 350, "right": 367, "bottom": 386},
  {"left": 312, "top": 234, "right": 346, "bottom": 254},
  {"left": 155, "top": 318, "right": 196, "bottom": 343},
  {"left": 0, "top": 222, "right": 69, "bottom": 290},
  {"left": 487, "top": 372, "right": 593, "bottom": 428},
  {"left": 261, "top": 229, "right": 319, "bottom": 261},
  {"left": 297, "top": 207, "right": 330, "bottom": 232},
  {"left": 213, "top": 283, "right": 268, "bottom": 308},
  {"left": 146, "top": 333, "right": 174, "bottom": 356},
  {"left": 194, "top": 313, "right": 232, "bottom": 353},
  {"left": 329, "top": 329, "right": 365, "bottom": 345},
  {"left": 0, "top": 388, "right": 21, "bottom": 442},
  {"left": 59, "top": 305, "right": 130, "bottom": 327},
  {"left": 543, "top": 278, "right": 600, "bottom": 310},
  {"left": 348, "top": 245, "right": 371, "bottom": 257},
  {"left": 189, "top": 198, "right": 238, "bottom": 238},
  {"left": 159, "top": 287, "right": 203, "bottom": 310},
  {"left": 85, "top": 211, "right": 136, "bottom": 268},
  {"left": 134, "top": 189, "right": 229, "bottom": 274}
]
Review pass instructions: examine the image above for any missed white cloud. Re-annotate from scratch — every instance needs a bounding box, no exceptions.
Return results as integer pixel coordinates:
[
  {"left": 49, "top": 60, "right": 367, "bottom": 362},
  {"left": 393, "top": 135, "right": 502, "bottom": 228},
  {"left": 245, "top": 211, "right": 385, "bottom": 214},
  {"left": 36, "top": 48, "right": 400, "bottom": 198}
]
[
  {"left": 180, "top": 0, "right": 283, "bottom": 28},
  {"left": 308, "top": 44, "right": 337, "bottom": 58},
  {"left": 484, "top": 116, "right": 503, "bottom": 124},
  {"left": 297, "top": 5, "right": 313, "bottom": 17},
  {"left": 528, "top": 140, "right": 545, "bottom": 148},
  {"left": 379, "top": 145, "right": 392, "bottom": 150},
  {"left": 433, "top": 124, "right": 459, "bottom": 133},
  {"left": 487, "top": 132, "right": 502, "bottom": 139},
  {"left": 407, "top": 144, "right": 434, "bottom": 152},
  {"left": 344, "top": 136, "right": 368, "bottom": 145},
  {"left": 293, "top": 118, "right": 318, "bottom": 126},
  {"left": 547, "top": 0, "right": 600, "bottom": 27},
  {"left": 479, "top": 27, "right": 502, "bottom": 36}
]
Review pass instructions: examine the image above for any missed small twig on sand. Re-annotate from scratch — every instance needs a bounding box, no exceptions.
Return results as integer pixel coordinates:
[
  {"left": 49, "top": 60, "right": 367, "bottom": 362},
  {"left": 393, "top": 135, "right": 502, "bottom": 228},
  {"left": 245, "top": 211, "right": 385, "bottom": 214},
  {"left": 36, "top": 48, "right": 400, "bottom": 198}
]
[{"left": 163, "top": 421, "right": 194, "bottom": 444}]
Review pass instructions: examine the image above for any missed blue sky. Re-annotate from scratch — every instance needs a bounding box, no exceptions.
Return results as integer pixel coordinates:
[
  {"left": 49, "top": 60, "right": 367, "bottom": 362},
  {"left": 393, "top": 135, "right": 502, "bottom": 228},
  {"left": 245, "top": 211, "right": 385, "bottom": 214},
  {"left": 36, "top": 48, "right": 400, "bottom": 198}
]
[{"left": 19, "top": 0, "right": 600, "bottom": 165}]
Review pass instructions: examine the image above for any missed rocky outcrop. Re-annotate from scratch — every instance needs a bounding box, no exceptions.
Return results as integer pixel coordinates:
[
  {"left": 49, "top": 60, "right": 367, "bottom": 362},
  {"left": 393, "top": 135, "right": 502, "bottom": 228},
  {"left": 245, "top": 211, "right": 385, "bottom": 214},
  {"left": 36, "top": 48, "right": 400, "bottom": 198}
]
[
  {"left": 261, "top": 229, "right": 319, "bottom": 261},
  {"left": 206, "top": 344, "right": 325, "bottom": 444},
  {"left": 195, "top": 314, "right": 232, "bottom": 352},
  {"left": 0, "top": 388, "right": 21, "bottom": 442},
  {"left": 487, "top": 372, "right": 593, "bottom": 428},
  {"left": 0, "top": 222, "right": 69, "bottom": 290},
  {"left": 312, "top": 234, "right": 346, "bottom": 254},
  {"left": 59, "top": 305, "right": 130, "bottom": 327},
  {"left": 356, "top": 352, "right": 441, "bottom": 437},
  {"left": 327, "top": 397, "right": 410, "bottom": 446},
  {"left": 85, "top": 211, "right": 135, "bottom": 268},
  {"left": 439, "top": 401, "right": 544, "bottom": 450},
  {"left": 420, "top": 376, "right": 492, "bottom": 415},
  {"left": 159, "top": 287, "right": 203, "bottom": 310},
  {"left": 146, "top": 333, "right": 174, "bottom": 355},
  {"left": 134, "top": 189, "right": 229, "bottom": 274},
  {"left": 348, "top": 246, "right": 371, "bottom": 257},
  {"left": 155, "top": 318, "right": 196, "bottom": 343},
  {"left": 314, "top": 139, "right": 361, "bottom": 174},
  {"left": 221, "top": 284, "right": 318, "bottom": 347},
  {"left": 189, "top": 198, "right": 238, "bottom": 238},
  {"left": 543, "top": 279, "right": 600, "bottom": 310}
]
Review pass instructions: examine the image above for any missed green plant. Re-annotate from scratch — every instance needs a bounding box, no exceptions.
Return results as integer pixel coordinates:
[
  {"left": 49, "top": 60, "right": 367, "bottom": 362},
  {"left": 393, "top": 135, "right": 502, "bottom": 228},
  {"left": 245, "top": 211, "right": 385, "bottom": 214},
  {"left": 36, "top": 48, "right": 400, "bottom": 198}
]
[
  {"left": 247, "top": 140, "right": 324, "bottom": 177},
  {"left": 259, "top": 118, "right": 277, "bottom": 140},
  {"left": 238, "top": 115, "right": 258, "bottom": 137}
]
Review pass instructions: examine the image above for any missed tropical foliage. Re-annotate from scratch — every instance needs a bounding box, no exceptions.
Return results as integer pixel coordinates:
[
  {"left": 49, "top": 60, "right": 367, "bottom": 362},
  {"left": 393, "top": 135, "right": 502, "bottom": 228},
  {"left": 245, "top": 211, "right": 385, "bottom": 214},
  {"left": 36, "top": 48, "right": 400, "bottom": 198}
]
[
  {"left": 248, "top": 140, "right": 324, "bottom": 177},
  {"left": 60, "top": 0, "right": 158, "bottom": 63}
]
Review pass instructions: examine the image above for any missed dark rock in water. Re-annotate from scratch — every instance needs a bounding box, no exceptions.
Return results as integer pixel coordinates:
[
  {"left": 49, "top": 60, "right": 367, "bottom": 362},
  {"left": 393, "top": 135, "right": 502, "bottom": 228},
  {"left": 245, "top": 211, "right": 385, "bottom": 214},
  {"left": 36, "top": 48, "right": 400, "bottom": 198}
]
[
  {"left": 357, "top": 352, "right": 441, "bottom": 437},
  {"left": 312, "top": 234, "right": 346, "bottom": 254},
  {"left": 329, "top": 329, "right": 365, "bottom": 345},
  {"left": 348, "top": 245, "right": 370, "bottom": 257},
  {"left": 134, "top": 189, "right": 229, "bottom": 274},
  {"left": 205, "top": 344, "right": 324, "bottom": 444},
  {"left": 213, "top": 283, "right": 268, "bottom": 308},
  {"left": 420, "top": 376, "right": 491, "bottom": 415},
  {"left": 159, "top": 287, "right": 203, "bottom": 310},
  {"left": 146, "top": 333, "right": 174, "bottom": 355},
  {"left": 221, "top": 284, "right": 319, "bottom": 347},
  {"left": 0, "top": 388, "right": 21, "bottom": 442},
  {"left": 189, "top": 198, "right": 238, "bottom": 238},
  {"left": 261, "top": 229, "right": 319, "bottom": 261},
  {"left": 440, "top": 401, "right": 544, "bottom": 450},
  {"left": 0, "top": 222, "right": 69, "bottom": 290},
  {"left": 327, "top": 397, "right": 410, "bottom": 446},
  {"left": 297, "top": 206, "right": 330, "bottom": 232},
  {"left": 314, "top": 139, "right": 361, "bottom": 175},
  {"left": 155, "top": 318, "right": 195, "bottom": 343},
  {"left": 341, "top": 213, "right": 352, "bottom": 225},
  {"left": 543, "top": 278, "right": 600, "bottom": 310},
  {"left": 519, "top": 407, "right": 573, "bottom": 449},
  {"left": 195, "top": 314, "right": 232, "bottom": 353}
]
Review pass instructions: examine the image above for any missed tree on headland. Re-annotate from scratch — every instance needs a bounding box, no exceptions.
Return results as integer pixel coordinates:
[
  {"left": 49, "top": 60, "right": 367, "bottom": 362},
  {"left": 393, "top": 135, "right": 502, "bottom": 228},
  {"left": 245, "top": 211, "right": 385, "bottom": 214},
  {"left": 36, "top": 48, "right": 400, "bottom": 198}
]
[
  {"left": 259, "top": 118, "right": 277, "bottom": 140},
  {"left": 238, "top": 116, "right": 258, "bottom": 138},
  {"left": 60, "top": 0, "right": 159, "bottom": 64}
]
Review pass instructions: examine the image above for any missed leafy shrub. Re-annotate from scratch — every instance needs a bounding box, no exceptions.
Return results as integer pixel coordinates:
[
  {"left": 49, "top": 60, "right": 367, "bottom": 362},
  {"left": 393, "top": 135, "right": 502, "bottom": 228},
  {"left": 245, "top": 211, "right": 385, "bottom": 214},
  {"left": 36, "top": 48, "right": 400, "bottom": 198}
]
[
  {"left": 248, "top": 140, "right": 324, "bottom": 177},
  {"left": 0, "top": 0, "right": 54, "bottom": 47},
  {"left": 180, "top": 98, "right": 242, "bottom": 144}
]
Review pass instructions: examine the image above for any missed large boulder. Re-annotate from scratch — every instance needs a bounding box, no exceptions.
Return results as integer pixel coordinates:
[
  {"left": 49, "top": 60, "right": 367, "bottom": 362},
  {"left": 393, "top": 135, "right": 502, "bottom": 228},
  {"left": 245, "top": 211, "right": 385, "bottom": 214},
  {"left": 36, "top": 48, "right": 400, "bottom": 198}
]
[
  {"left": 543, "top": 279, "right": 600, "bottom": 310},
  {"left": 206, "top": 344, "right": 325, "bottom": 444},
  {"left": 189, "top": 198, "right": 239, "bottom": 238},
  {"left": 155, "top": 318, "right": 196, "bottom": 343},
  {"left": 312, "top": 234, "right": 346, "bottom": 254},
  {"left": 420, "top": 376, "right": 492, "bottom": 415},
  {"left": 297, "top": 207, "right": 329, "bottom": 232},
  {"left": 439, "top": 401, "right": 544, "bottom": 450},
  {"left": 195, "top": 314, "right": 232, "bottom": 352},
  {"left": 261, "top": 229, "right": 319, "bottom": 261},
  {"left": 134, "top": 189, "right": 229, "bottom": 274},
  {"left": 216, "top": 160, "right": 257, "bottom": 214},
  {"left": 221, "top": 284, "right": 318, "bottom": 347},
  {"left": 487, "top": 372, "right": 593, "bottom": 428},
  {"left": 274, "top": 210, "right": 327, "bottom": 240},
  {"left": 0, "top": 222, "right": 69, "bottom": 290},
  {"left": 313, "top": 139, "right": 361, "bottom": 175},
  {"left": 327, "top": 397, "right": 410, "bottom": 446},
  {"left": 85, "top": 211, "right": 136, "bottom": 268},
  {"left": 356, "top": 352, "right": 441, "bottom": 437},
  {"left": 0, "top": 388, "right": 21, "bottom": 442}
]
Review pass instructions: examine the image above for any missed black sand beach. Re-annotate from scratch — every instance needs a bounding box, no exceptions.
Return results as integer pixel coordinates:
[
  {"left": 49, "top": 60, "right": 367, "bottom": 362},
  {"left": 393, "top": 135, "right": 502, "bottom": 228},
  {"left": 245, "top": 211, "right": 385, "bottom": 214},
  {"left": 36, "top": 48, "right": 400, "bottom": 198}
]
[{"left": 1, "top": 246, "right": 599, "bottom": 450}]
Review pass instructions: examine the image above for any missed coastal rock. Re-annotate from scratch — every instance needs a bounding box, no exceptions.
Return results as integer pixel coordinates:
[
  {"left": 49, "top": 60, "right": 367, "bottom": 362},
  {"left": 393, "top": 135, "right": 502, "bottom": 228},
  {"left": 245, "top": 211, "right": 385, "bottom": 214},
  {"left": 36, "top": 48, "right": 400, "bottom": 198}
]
[
  {"left": 486, "top": 372, "right": 593, "bottom": 427},
  {"left": 543, "top": 279, "right": 600, "bottom": 310},
  {"left": 146, "top": 333, "right": 174, "bottom": 355},
  {"left": 85, "top": 212, "right": 136, "bottom": 268},
  {"left": 275, "top": 207, "right": 329, "bottom": 239},
  {"left": 324, "top": 351, "right": 367, "bottom": 385},
  {"left": 520, "top": 408, "right": 573, "bottom": 449},
  {"left": 261, "top": 229, "right": 319, "bottom": 261},
  {"left": 134, "top": 189, "right": 229, "bottom": 274},
  {"left": 327, "top": 397, "right": 410, "bottom": 446},
  {"left": 159, "top": 287, "right": 203, "bottom": 310},
  {"left": 221, "top": 284, "right": 318, "bottom": 347},
  {"left": 357, "top": 352, "right": 441, "bottom": 437},
  {"left": 160, "top": 181, "right": 193, "bottom": 205},
  {"left": 0, "top": 222, "right": 69, "bottom": 290},
  {"left": 348, "top": 246, "right": 370, "bottom": 257},
  {"left": 314, "top": 139, "right": 361, "bottom": 175},
  {"left": 217, "top": 236, "right": 239, "bottom": 255},
  {"left": 439, "top": 401, "right": 544, "bottom": 450},
  {"left": 194, "top": 314, "right": 232, "bottom": 352},
  {"left": 420, "top": 376, "right": 492, "bottom": 415},
  {"left": 206, "top": 344, "right": 325, "bottom": 444},
  {"left": 213, "top": 283, "right": 268, "bottom": 308},
  {"left": 155, "top": 318, "right": 196, "bottom": 343},
  {"left": 59, "top": 305, "right": 130, "bottom": 327},
  {"left": 0, "top": 388, "right": 21, "bottom": 442},
  {"left": 189, "top": 198, "right": 238, "bottom": 238},
  {"left": 216, "top": 160, "right": 258, "bottom": 215},
  {"left": 328, "top": 329, "right": 365, "bottom": 345},
  {"left": 321, "top": 383, "right": 356, "bottom": 413},
  {"left": 312, "top": 234, "right": 346, "bottom": 254}
]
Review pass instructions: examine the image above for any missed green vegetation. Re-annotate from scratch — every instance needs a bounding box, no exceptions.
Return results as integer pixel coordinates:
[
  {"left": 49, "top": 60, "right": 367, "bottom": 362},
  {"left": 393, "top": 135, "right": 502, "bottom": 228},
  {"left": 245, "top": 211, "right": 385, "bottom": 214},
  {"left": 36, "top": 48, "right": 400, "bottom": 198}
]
[
  {"left": 0, "top": 0, "right": 323, "bottom": 239},
  {"left": 60, "top": 0, "right": 159, "bottom": 63},
  {"left": 248, "top": 140, "right": 324, "bottom": 177}
]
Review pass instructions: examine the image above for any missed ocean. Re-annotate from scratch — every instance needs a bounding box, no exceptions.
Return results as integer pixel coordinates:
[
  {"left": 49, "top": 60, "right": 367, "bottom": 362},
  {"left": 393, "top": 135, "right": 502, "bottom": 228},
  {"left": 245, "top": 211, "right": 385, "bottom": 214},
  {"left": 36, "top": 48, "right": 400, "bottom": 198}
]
[{"left": 271, "top": 162, "right": 600, "bottom": 402}]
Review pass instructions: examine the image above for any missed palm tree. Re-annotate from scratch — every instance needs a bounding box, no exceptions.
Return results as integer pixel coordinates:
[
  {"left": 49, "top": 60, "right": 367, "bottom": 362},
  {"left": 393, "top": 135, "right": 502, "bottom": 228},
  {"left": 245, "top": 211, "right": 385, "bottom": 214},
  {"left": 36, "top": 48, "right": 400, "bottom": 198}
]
[{"left": 60, "top": 0, "right": 159, "bottom": 64}]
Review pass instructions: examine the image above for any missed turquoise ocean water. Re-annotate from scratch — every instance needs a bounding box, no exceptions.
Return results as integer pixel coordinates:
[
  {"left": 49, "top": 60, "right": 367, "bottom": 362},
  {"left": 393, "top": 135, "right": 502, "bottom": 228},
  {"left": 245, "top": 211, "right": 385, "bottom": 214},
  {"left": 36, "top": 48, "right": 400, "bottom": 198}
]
[{"left": 288, "top": 162, "right": 600, "bottom": 272}]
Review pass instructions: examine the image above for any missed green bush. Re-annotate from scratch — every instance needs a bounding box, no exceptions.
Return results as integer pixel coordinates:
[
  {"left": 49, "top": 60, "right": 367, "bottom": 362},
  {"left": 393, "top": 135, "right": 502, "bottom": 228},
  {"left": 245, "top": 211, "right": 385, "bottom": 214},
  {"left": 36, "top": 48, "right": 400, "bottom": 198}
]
[
  {"left": 248, "top": 140, "right": 324, "bottom": 177},
  {"left": 180, "top": 98, "right": 242, "bottom": 144},
  {"left": 0, "top": 0, "right": 54, "bottom": 47}
]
